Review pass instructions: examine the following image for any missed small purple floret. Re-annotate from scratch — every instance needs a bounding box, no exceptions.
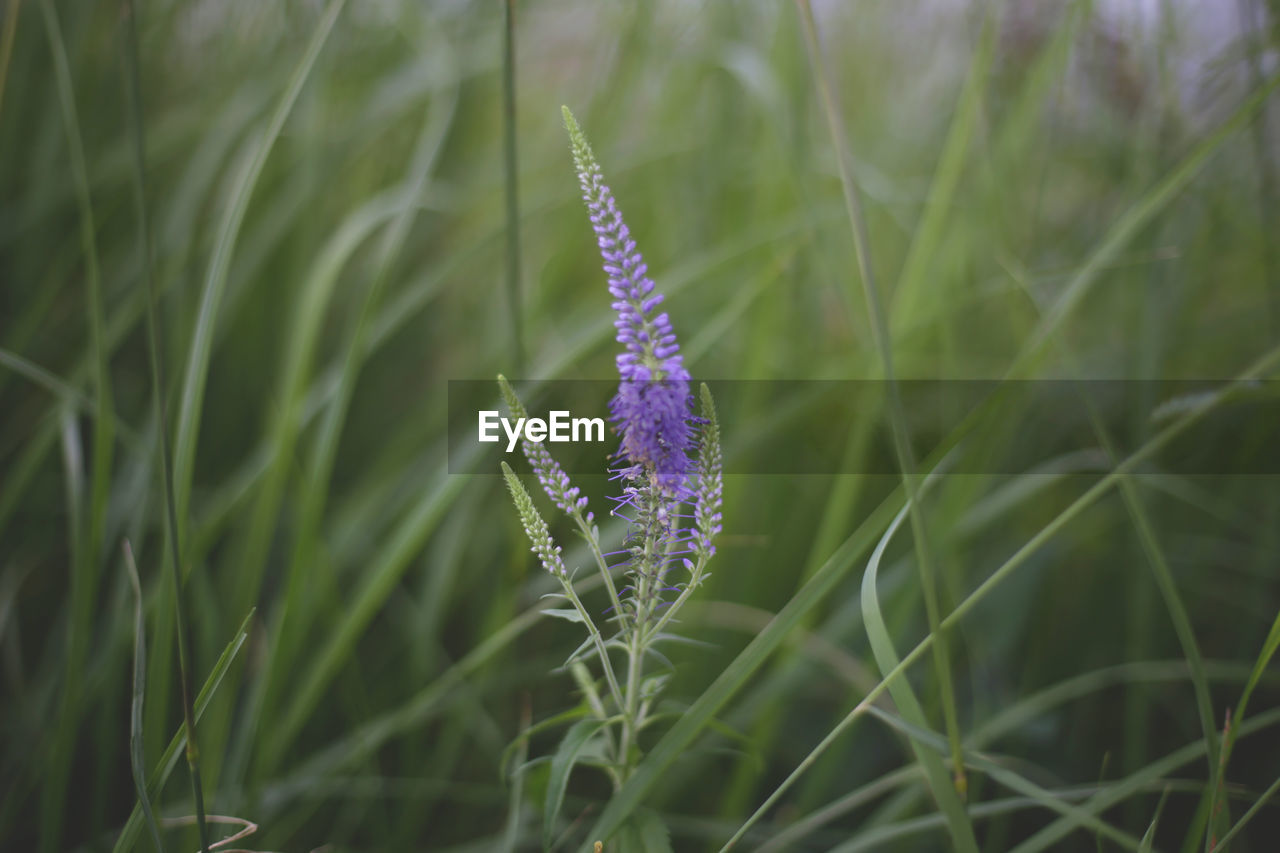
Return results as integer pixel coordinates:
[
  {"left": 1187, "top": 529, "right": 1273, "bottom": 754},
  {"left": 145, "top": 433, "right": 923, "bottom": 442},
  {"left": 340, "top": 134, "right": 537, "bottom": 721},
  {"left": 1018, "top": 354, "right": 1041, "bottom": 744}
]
[{"left": 569, "top": 129, "right": 695, "bottom": 494}]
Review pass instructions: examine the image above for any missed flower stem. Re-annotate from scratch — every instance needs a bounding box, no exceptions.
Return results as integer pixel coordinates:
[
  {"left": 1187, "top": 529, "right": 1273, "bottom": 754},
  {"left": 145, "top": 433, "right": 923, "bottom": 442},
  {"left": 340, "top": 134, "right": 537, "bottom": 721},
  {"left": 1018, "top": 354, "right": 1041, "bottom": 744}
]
[
  {"left": 560, "top": 580, "right": 626, "bottom": 716},
  {"left": 570, "top": 509, "right": 630, "bottom": 635},
  {"left": 644, "top": 552, "right": 707, "bottom": 644}
]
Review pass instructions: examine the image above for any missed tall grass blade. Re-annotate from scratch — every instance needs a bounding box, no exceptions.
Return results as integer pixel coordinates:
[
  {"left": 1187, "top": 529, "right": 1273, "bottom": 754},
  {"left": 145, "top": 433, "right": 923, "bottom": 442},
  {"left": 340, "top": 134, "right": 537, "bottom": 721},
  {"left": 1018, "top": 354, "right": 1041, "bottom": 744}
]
[
  {"left": 123, "top": 542, "right": 165, "bottom": 853},
  {"left": 866, "top": 707, "right": 1146, "bottom": 849},
  {"left": 112, "top": 610, "right": 254, "bottom": 853},
  {"left": 861, "top": 506, "right": 979, "bottom": 852},
  {"left": 39, "top": 2, "right": 115, "bottom": 847},
  {"left": 119, "top": 3, "right": 213, "bottom": 846},
  {"left": 270, "top": 468, "right": 466, "bottom": 769},
  {"left": 0, "top": 0, "right": 20, "bottom": 119},
  {"left": 502, "top": 0, "right": 525, "bottom": 370},
  {"left": 587, "top": 483, "right": 913, "bottom": 847},
  {"left": 796, "top": 0, "right": 968, "bottom": 796},
  {"left": 724, "top": 342, "right": 1280, "bottom": 847},
  {"left": 171, "top": 0, "right": 346, "bottom": 542}
]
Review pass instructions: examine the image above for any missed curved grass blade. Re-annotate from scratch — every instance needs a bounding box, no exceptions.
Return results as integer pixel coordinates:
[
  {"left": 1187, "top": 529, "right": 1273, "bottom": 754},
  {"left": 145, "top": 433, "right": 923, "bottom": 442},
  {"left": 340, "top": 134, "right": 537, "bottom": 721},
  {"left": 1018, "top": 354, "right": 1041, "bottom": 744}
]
[
  {"left": 112, "top": 610, "right": 254, "bottom": 853},
  {"left": 171, "top": 0, "right": 346, "bottom": 543},
  {"left": 1208, "top": 774, "right": 1280, "bottom": 851},
  {"left": 260, "top": 46, "right": 461, "bottom": 774},
  {"left": 545, "top": 719, "right": 608, "bottom": 850},
  {"left": 268, "top": 463, "right": 466, "bottom": 770},
  {"left": 1138, "top": 788, "right": 1170, "bottom": 853},
  {"left": 722, "top": 342, "right": 1280, "bottom": 848},
  {"left": 122, "top": 542, "right": 165, "bottom": 853},
  {"left": 867, "top": 706, "right": 1146, "bottom": 850},
  {"left": 38, "top": 2, "right": 117, "bottom": 848},
  {"left": 796, "top": 0, "right": 967, "bottom": 793},
  {"left": 1206, "top": 608, "right": 1280, "bottom": 851},
  {"left": 585, "top": 482, "right": 912, "bottom": 847},
  {"left": 1010, "top": 707, "right": 1280, "bottom": 853},
  {"left": 861, "top": 507, "right": 978, "bottom": 852},
  {"left": 501, "top": 696, "right": 533, "bottom": 853}
]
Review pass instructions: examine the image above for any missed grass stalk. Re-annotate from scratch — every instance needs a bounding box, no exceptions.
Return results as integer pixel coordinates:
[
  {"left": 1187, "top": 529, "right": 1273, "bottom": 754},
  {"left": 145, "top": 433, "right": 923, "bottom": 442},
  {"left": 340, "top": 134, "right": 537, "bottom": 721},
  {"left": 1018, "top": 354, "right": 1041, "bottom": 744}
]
[
  {"left": 119, "top": 4, "right": 210, "bottom": 848},
  {"left": 503, "top": 0, "right": 525, "bottom": 371},
  {"left": 123, "top": 541, "right": 166, "bottom": 853},
  {"left": 794, "top": 0, "right": 972, "bottom": 812},
  {"left": 39, "top": 2, "right": 116, "bottom": 849},
  {"left": 721, "top": 342, "right": 1280, "bottom": 848},
  {"left": 0, "top": 0, "right": 21, "bottom": 122}
]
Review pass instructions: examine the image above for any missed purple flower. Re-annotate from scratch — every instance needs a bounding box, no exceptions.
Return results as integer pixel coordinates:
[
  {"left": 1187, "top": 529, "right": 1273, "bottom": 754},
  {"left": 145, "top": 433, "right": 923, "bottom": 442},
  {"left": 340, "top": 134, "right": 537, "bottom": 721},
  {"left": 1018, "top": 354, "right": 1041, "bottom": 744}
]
[{"left": 563, "top": 107, "right": 695, "bottom": 494}]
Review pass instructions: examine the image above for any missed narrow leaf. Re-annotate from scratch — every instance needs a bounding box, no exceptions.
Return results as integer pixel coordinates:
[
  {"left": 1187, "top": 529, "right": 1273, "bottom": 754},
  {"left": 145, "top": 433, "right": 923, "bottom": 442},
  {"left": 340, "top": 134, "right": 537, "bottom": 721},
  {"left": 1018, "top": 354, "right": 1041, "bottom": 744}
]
[
  {"left": 122, "top": 542, "right": 164, "bottom": 853},
  {"left": 544, "top": 718, "right": 607, "bottom": 850},
  {"left": 861, "top": 506, "right": 979, "bottom": 853},
  {"left": 112, "top": 609, "right": 255, "bottom": 853}
]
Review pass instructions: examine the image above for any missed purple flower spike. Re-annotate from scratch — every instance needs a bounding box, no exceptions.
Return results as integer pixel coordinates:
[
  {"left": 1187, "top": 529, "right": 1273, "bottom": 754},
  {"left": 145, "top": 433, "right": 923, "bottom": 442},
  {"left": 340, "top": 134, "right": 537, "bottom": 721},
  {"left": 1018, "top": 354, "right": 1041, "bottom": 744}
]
[{"left": 563, "top": 106, "right": 695, "bottom": 494}]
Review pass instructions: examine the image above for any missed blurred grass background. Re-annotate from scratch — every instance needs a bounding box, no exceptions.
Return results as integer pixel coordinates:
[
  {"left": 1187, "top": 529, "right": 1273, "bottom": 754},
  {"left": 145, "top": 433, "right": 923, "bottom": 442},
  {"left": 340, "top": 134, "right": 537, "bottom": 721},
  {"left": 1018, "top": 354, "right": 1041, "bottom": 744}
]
[{"left": 2, "top": 0, "right": 1280, "bottom": 850}]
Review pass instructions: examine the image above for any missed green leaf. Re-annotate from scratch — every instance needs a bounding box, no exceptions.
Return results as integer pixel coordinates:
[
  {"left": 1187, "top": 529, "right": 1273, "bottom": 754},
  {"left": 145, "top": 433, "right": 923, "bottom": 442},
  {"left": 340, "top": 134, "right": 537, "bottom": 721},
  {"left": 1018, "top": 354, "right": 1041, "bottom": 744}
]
[
  {"left": 122, "top": 544, "right": 164, "bottom": 853},
  {"left": 585, "top": 484, "right": 908, "bottom": 843},
  {"left": 544, "top": 718, "right": 607, "bottom": 850},
  {"left": 1138, "top": 788, "right": 1169, "bottom": 853},
  {"left": 499, "top": 706, "right": 591, "bottom": 785},
  {"left": 543, "top": 608, "right": 586, "bottom": 624},
  {"left": 113, "top": 609, "right": 255, "bottom": 853},
  {"left": 861, "top": 506, "right": 979, "bottom": 853},
  {"left": 172, "top": 0, "right": 347, "bottom": 545},
  {"left": 615, "top": 810, "right": 673, "bottom": 853}
]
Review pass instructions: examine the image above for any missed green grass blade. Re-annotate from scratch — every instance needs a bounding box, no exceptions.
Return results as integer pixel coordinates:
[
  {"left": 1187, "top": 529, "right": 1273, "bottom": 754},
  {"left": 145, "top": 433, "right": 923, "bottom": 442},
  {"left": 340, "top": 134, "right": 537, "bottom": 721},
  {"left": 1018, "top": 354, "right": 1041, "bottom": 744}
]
[
  {"left": 1012, "top": 70, "right": 1280, "bottom": 377},
  {"left": 269, "top": 466, "right": 466, "bottom": 769},
  {"left": 112, "top": 609, "right": 254, "bottom": 853},
  {"left": 724, "top": 342, "right": 1280, "bottom": 847},
  {"left": 796, "top": 0, "right": 968, "bottom": 795},
  {"left": 502, "top": 0, "right": 524, "bottom": 370},
  {"left": 890, "top": 13, "right": 996, "bottom": 327},
  {"left": 500, "top": 697, "right": 532, "bottom": 853},
  {"left": 1208, "top": 774, "right": 1280, "bottom": 851},
  {"left": 1138, "top": 788, "right": 1169, "bottom": 853},
  {"left": 586, "top": 482, "right": 911, "bottom": 847},
  {"left": 255, "top": 56, "right": 460, "bottom": 778},
  {"left": 866, "top": 706, "right": 1146, "bottom": 850},
  {"left": 1004, "top": 241, "right": 1225, "bottom": 837},
  {"left": 1010, "top": 707, "right": 1280, "bottom": 853},
  {"left": 171, "top": 0, "right": 346, "bottom": 545},
  {"left": 122, "top": 542, "right": 165, "bottom": 853},
  {"left": 0, "top": 348, "right": 93, "bottom": 410},
  {"left": 39, "top": 2, "right": 115, "bottom": 846},
  {"left": 544, "top": 719, "right": 607, "bottom": 850},
  {"left": 0, "top": 0, "right": 20, "bottom": 120},
  {"left": 861, "top": 506, "right": 979, "bottom": 852}
]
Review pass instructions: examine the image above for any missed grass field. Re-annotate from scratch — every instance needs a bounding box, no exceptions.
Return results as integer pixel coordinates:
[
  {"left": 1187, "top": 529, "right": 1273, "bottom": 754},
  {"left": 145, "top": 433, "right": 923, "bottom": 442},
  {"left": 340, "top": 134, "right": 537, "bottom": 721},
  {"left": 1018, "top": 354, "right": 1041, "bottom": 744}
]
[{"left": 2, "top": 0, "right": 1280, "bottom": 850}]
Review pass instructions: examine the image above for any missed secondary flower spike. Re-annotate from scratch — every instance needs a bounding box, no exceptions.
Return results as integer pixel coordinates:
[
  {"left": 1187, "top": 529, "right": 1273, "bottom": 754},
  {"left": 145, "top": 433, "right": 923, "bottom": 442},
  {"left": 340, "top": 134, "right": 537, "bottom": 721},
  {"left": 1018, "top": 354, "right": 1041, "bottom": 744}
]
[{"left": 562, "top": 106, "right": 695, "bottom": 492}]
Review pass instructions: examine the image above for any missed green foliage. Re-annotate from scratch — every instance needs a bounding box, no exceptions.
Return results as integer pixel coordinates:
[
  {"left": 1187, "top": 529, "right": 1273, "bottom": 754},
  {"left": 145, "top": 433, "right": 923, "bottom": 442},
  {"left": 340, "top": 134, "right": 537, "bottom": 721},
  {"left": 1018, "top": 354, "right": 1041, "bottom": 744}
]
[{"left": 3, "top": 2, "right": 1279, "bottom": 851}]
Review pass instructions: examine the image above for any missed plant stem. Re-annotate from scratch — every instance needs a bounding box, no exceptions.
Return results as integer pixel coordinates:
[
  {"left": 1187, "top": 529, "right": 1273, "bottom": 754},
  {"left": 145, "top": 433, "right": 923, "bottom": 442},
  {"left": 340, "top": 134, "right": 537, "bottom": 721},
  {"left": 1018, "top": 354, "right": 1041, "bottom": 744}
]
[
  {"left": 560, "top": 581, "right": 626, "bottom": 715},
  {"left": 644, "top": 552, "right": 707, "bottom": 643},
  {"left": 571, "top": 509, "right": 630, "bottom": 635},
  {"left": 120, "top": 3, "right": 209, "bottom": 849},
  {"left": 795, "top": 0, "right": 968, "bottom": 796},
  {"left": 618, "top": 513, "right": 660, "bottom": 780},
  {"left": 502, "top": 0, "right": 525, "bottom": 370}
]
